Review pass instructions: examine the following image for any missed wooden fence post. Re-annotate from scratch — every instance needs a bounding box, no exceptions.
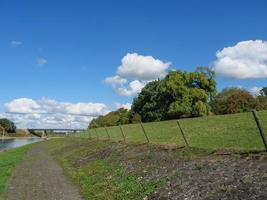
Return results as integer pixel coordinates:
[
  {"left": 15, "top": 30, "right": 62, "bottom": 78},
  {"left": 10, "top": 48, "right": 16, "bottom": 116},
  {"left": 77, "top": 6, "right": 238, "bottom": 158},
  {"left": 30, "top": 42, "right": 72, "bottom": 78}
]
[
  {"left": 140, "top": 123, "right": 150, "bottom": 143},
  {"left": 105, "top": 127, "right": 110, "bottom": 140},
  {"left": 252, "top": 110, "right": 267, "bottom": 151},
  {"left": 119, "top": 125, "right": 126, "bottom": 142},
  {"left": 176, "top": 120, "right": 189, "bottom": 147}
]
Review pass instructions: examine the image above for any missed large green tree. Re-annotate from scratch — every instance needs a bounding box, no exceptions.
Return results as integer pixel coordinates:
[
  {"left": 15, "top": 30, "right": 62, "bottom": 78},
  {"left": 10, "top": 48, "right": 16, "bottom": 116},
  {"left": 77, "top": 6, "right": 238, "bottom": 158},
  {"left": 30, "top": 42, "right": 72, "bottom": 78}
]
[
  {"left": 132, "top": 67, "right": 217, "bottom": 122},
  {"left": 0, "top": 118, "right": 16, "bottom": 133}
]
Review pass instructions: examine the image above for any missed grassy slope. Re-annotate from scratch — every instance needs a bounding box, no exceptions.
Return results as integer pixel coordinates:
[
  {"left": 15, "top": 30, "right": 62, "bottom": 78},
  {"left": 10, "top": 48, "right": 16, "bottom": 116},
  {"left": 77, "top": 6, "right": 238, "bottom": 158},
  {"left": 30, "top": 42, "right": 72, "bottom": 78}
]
[
  {"left": 79, "top": 111, "right": 267, "bottom": 151},
  {"left": 46, "top": 138, "right": 163, "bottom": 200},
  {"left": 0, "top": 145, "right": 32, "bottom": 194}
]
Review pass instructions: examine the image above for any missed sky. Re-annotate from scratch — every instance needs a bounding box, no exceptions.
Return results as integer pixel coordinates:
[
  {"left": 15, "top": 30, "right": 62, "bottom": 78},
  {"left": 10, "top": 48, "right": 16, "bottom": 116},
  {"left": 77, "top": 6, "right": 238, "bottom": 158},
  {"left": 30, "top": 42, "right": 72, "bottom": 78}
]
[{"left": 0, "top": 0, "right": 267, "bottom": 128}]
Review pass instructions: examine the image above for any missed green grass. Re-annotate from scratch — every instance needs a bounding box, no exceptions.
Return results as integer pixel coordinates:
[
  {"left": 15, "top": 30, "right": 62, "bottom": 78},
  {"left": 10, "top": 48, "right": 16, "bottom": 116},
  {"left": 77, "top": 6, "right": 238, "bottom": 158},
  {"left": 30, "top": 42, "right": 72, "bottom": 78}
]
[
  {"left": 0, "top": 145, "right": 32, "bottom": 194},
  {"left": 79, "top": 111, "right": 267, "bottom": 151},
  {"left": 46, "top": 138, "right": 162, "bottom": 200}
]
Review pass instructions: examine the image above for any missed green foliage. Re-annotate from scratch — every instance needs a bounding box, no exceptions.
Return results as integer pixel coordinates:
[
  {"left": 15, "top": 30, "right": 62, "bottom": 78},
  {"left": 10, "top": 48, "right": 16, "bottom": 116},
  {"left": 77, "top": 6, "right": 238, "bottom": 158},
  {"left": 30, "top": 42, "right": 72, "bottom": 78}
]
[
  {"left": 211, "top": 88, "right": 262, "bottom": 114},
  {"left": 130, "top": 113, "right": 142, "bottom": 124},
  {"left": 0, "top": 118, "right": 16, "bottom": 133},
  {"left": 132, "top": 67, "right": 216, "bottom": 122},
  {"left": 89, "top": 108, "right": 131, "bottom": 128},
  {"left": 192, "top": 101, "right": 208, "bottom": 117}
]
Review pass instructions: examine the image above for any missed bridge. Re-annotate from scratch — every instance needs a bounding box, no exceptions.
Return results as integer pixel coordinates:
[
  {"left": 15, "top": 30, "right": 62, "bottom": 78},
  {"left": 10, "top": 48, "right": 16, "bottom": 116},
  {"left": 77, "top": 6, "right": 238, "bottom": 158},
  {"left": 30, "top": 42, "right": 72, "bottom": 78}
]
[{"left": 27, "top": 128, "right": 85, "bottom": 138}]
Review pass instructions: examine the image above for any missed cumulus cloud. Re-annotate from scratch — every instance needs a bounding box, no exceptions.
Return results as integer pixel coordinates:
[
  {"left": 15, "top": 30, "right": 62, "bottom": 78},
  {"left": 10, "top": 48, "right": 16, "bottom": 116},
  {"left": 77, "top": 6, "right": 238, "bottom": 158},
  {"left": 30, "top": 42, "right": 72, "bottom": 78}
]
[
  {"left": 10, "top": 40, "right": 22, "bottom": 48},
  {"left": 117, "top": 53, "right": 171, "bottom": 80},
  {"left": 105, "top": 53, "right": 170, "bottom": 97},
  {"left": 37, "top": 57, "right": 47, "bottom": 66},
  {"left": 104, "top": 75, "right": 127, "bottom": 87},
  {"left": 5, "top": 98, "right": 40, "bottom": 114},
  {"left": 117, "top": 80, "right": 146, "bottom": 97},
  {"left": 213, "top": 40, "right": 267, "bottom": 79},
  {"left": 2, "top": 98, "right": 109, "bottom": 129}
]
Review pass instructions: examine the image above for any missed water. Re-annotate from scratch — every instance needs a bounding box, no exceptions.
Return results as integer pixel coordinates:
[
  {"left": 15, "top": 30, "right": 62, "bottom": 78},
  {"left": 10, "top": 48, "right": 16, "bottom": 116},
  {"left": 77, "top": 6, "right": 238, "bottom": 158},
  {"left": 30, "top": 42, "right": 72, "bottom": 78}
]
[{"left": 0, "top": 138, "right": 43, "bottom": 151}]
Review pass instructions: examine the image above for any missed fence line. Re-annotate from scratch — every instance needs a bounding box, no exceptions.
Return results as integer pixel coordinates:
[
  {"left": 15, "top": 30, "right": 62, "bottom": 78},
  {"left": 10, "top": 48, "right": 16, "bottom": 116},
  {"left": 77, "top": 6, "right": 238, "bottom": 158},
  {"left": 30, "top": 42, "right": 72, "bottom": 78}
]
[{"left": 75, "top": 110, "right": 267, "bottom": 151}]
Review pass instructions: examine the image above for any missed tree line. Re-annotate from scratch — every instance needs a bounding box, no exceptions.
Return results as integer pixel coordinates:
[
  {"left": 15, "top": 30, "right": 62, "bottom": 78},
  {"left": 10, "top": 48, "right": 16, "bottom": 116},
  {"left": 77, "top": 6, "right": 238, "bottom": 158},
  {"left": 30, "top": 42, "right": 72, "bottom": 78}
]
[{"left": 89, "top": 67, "right": 267, "bottom": 128}]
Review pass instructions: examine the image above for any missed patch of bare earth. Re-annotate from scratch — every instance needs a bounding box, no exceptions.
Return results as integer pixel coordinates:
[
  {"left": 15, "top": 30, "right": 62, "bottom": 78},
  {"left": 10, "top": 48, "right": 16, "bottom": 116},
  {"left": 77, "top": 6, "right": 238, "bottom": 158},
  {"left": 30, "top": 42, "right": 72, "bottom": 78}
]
[
  {"left": 2, "top": 143, "right": 82, "bottom": 200},
  {"left": 73, "top": 141, "right": 267, "bottom": 200}
]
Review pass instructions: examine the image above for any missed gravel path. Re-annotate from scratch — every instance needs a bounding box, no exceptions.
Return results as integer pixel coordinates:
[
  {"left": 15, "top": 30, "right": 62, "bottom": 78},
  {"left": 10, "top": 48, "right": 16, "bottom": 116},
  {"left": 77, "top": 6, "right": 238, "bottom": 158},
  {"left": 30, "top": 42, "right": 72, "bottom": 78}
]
[{"left": 2, "top": 143, "right": 82, "bottom": 200}]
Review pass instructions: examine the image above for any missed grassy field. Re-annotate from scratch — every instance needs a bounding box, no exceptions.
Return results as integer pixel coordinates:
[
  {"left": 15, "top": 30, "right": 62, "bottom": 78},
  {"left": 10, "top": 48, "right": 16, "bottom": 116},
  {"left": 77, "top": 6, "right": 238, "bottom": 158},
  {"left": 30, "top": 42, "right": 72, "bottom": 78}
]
[
  {"left": 0, "top": 145, "right": 32, "bottom": 194},
  {"left": 78, "top": 111, "right": 267, "bottom": 151}
]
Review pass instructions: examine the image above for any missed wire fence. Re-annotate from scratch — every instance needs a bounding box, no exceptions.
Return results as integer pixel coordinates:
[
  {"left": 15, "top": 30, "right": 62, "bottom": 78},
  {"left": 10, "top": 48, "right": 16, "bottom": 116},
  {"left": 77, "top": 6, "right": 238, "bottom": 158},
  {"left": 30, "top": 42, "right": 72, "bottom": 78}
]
[{"left": 73, "top": 110, "right": 267, "bottom": 152}]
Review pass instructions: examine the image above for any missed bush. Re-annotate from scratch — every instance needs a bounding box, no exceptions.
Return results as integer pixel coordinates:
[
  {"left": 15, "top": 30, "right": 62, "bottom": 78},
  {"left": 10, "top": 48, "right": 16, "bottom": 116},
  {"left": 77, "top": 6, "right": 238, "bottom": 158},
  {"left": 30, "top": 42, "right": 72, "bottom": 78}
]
[{"left": 211, "top": 88, "right": 261, "bottom": 114}]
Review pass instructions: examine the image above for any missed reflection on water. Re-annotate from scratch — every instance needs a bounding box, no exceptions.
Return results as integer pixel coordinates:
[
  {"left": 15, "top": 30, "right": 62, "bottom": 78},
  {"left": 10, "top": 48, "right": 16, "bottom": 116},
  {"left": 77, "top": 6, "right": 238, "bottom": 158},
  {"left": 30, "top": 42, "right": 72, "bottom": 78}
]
[{"left": 0, "top": 138, "right": 43, "bottom": 150}]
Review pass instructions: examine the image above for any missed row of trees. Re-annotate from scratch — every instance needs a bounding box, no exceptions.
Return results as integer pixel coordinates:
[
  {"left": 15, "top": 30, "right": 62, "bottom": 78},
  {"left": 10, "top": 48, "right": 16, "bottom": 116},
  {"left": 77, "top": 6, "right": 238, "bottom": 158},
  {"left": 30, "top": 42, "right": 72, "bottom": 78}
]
[
  {"left": 0, "top": 118, "right": 16, "bottom": 133},
  {"left": 89, "top": 67, "right": 267, "bottom": 128}
]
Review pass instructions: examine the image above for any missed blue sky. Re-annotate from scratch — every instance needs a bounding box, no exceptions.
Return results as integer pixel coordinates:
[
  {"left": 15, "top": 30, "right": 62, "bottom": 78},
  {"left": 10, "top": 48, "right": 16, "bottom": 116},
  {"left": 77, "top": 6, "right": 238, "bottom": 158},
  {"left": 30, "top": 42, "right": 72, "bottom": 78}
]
[{"left": 0, "top": 0, "right": 267, "bottom": 128}]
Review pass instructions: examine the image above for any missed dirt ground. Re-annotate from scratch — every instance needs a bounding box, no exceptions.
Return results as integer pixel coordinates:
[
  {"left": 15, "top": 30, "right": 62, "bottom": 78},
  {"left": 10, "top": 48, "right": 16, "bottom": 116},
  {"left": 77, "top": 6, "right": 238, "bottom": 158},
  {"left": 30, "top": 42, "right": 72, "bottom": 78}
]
[
  {"left": 2, "top": 143, "right": 82, "bottom": 200},
  {"left": 72, "top": 140, "right": 267, "bottom": 200}
]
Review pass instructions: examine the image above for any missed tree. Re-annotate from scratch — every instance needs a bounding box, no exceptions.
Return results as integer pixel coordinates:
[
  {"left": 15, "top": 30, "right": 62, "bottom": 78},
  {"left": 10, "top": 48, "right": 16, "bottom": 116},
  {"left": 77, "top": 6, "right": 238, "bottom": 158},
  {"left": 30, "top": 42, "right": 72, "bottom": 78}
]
[
  {"left": 0, "top": 118, "right": 16, "bottom": 133},
  {"left": 211, "top": 88, "right": 261, "bottom": 114},
  {"left": 132, "top": 68, "right": 217, "bottom": 122},
  {"left": 132, "top": 80, "right": 163, "bottom": 122}
]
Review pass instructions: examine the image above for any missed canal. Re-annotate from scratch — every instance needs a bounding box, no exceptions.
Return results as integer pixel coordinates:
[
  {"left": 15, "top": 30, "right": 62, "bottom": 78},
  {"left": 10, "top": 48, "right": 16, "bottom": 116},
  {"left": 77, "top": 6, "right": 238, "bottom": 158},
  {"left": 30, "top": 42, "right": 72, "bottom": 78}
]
[{"left": 0, "top": 138, "right": 43, "bottom": 151}]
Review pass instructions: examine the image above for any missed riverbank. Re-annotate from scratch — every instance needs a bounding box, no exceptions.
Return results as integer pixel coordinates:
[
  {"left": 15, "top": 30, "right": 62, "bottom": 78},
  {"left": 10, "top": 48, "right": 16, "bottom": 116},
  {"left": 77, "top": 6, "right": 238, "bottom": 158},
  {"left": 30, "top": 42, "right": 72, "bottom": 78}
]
[
  {"left": 45, "top": 138, "right": 267, "bottom": 200},
  {"left": 1, "top": 136, "right": 39, "bottom": 140}
]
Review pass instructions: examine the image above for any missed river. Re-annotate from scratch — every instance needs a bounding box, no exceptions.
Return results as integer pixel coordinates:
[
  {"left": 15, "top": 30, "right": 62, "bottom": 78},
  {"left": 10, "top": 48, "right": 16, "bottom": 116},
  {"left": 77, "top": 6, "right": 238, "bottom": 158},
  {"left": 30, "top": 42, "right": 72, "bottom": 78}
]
[{"left": 0, "top": 138, "right": 43, "bottom": 151}]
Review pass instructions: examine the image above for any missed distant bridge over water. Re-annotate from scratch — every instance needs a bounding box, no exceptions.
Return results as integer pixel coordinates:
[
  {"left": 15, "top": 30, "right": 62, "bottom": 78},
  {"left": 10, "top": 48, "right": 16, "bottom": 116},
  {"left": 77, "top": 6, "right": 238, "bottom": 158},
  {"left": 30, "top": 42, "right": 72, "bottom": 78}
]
[{"left": 27, "top": 128, "right": 85, "bottom": 138}]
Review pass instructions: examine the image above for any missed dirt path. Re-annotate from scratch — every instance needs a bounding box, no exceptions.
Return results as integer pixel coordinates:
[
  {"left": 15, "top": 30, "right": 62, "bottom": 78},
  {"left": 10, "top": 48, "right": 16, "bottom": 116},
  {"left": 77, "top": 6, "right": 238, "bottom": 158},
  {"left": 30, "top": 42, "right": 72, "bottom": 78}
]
[{"left": 2, "top": 143, "right": 82, "bottom": 200}]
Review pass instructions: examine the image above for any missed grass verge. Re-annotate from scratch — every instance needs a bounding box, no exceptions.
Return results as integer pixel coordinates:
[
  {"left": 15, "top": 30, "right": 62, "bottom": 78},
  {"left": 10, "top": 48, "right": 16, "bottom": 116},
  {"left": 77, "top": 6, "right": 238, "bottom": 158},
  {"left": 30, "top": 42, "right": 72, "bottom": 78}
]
[{"left": 0, "top": 145, "right": 32, "bottom": 194}]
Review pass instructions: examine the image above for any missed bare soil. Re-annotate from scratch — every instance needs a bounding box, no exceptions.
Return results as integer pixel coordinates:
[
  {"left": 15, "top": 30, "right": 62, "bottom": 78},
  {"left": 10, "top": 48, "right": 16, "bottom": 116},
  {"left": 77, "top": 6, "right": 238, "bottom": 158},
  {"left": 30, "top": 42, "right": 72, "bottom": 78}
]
[
  {"left": 72, "top": 140, "right": 267, "bottom": 200},
  {"left": 2, "top": 143, "right": 82, "bottom": 200}
]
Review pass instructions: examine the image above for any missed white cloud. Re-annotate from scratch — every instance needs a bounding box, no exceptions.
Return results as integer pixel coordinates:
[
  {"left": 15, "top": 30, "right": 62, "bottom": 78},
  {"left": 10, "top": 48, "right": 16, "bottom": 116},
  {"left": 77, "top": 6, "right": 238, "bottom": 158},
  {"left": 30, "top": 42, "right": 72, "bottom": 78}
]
[
  {"left": 213, "top": 40, "right": 267, "bottom": 79},
  {"left": 117, "top": 80, "right": 146, "bottom": 97},
  {"left": 2, "top": 98, "right": 109, "bottom": 129},
  {"left": 10, "top": 40, "right": 22, "bottom": 48},
  {"left": 37, "top": 57, "right": 47, "bottom": 66},
  {"left": 104, "top": 75, "right": 127, "bottom": 87},
  {"left": 249, "top": 86, "right": 263, "bottom": 96},
  {"left": 105, "top": 53, "right": 170, "bottom": 97},
  {"left": 117, "top": 53, "right": 171, "bottom": 80},
  {"left": 5, "top": 98, "right": 40, "bottom": 114}
]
